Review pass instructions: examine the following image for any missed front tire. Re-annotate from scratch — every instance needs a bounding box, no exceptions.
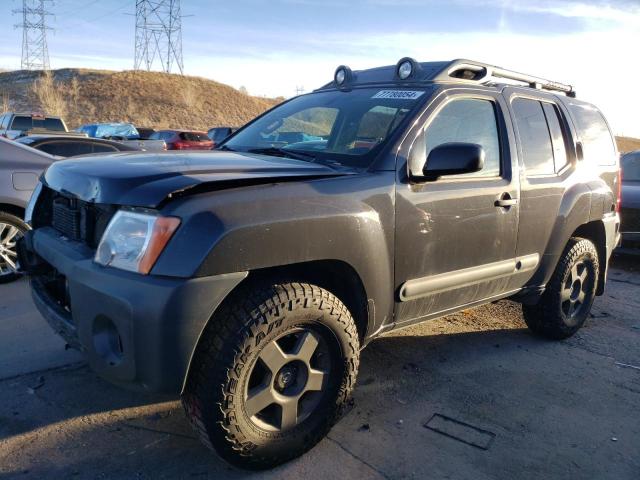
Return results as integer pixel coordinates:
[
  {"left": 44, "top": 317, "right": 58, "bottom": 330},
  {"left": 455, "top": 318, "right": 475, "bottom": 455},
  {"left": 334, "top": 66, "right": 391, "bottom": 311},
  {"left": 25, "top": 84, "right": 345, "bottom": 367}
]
[
  {"left": 182, "top": 281, "right": 360, "bottom": 470},
  {"left": 523, "top": 237, "right": 599, "bottom": 339},
  {"left": 0, "top": 212, "right": 29, "bottom": 284}
]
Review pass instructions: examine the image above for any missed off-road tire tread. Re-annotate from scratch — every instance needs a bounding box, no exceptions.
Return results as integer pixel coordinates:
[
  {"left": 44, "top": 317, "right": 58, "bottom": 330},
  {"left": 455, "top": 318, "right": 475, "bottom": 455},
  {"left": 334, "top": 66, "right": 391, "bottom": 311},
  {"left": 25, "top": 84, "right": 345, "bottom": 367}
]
[
  {"left": 181, "top": 281, "right": 360, "bottom": 469},
  {"left": 523, "top": 237, "right": 599, "bottom": 340}
]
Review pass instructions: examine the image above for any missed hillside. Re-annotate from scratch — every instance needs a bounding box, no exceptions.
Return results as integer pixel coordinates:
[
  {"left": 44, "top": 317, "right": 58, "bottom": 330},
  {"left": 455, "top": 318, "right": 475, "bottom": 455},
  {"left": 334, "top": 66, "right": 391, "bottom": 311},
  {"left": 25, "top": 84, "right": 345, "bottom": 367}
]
[
  {"left": 0, "top": 69, "right": 280, "bottom": 131},
  {"left": 0, "top": 69, "right": 638, "bottom": 152}
]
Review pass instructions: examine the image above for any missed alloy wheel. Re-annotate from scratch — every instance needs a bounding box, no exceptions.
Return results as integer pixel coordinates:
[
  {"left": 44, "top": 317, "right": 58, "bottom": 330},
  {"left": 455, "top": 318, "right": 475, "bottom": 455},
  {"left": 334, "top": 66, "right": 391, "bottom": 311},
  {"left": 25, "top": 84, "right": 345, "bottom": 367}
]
[
  {"left": 560, "top": 260, "right": 593, "bottom": 323},
  {"left": 244, "top": 328, "right": 332, "bottom": 432},
  {"left": 0, "top": 222, "right": 22, "bottom": 277}
]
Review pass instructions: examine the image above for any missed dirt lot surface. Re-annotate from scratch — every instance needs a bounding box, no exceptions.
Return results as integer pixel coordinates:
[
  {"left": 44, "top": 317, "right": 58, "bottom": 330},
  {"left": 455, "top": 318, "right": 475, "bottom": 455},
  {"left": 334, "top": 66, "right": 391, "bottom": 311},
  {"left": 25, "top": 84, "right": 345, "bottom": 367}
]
[{"left": 1, "top": 253, "right": 639, "bottom": 479}]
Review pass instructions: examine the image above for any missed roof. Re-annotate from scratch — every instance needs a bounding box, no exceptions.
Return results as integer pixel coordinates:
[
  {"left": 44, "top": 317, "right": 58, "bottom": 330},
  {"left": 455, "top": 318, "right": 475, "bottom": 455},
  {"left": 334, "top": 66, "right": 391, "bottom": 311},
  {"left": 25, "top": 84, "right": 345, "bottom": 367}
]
[{"left": 1, "top": 112, "right": 63, "bottom": 119}]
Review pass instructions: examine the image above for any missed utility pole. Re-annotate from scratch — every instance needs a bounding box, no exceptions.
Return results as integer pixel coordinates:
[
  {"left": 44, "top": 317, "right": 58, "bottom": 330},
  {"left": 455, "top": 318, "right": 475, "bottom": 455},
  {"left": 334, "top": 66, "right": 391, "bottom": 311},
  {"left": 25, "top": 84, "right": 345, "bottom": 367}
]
[
  {"left": 134, "top": 0, "right": 184, "bottom": 74},
  {"left": 295, "top": 86, "right": 305, "bottom": 96},
  {"left": 13, "top": 0, "right": 53, "bottom": 70}
]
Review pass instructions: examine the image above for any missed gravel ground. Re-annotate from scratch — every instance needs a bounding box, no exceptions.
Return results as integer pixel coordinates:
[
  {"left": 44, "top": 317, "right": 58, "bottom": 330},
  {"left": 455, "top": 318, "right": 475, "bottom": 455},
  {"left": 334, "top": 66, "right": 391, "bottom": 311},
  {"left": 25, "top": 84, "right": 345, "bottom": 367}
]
[{"left": 1, "top": 253, "right": 639, "bottom": 479}]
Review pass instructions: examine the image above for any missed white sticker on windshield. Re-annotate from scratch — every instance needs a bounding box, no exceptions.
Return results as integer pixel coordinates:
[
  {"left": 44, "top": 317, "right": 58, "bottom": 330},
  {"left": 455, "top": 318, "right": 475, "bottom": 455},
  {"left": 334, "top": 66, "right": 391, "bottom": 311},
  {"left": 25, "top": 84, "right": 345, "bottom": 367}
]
[{"left": 372, "top": 90, "right": 425, "bottom": 100}]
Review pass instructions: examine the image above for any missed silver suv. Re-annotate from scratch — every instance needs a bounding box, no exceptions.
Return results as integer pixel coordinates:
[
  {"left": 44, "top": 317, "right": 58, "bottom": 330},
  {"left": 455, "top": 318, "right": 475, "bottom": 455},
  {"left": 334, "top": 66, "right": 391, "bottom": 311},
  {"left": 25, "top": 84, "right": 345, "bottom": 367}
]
[{"left": 0, "top": 136, "right": 56, "bottom": 283}]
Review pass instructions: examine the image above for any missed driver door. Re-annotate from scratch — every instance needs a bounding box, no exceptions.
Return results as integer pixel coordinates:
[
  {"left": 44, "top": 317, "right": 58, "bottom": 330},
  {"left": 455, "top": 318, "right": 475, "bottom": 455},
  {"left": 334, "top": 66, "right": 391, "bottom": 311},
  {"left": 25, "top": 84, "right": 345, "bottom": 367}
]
[{"left": 394, "top": 90, "right": 523, "bottom": 327}]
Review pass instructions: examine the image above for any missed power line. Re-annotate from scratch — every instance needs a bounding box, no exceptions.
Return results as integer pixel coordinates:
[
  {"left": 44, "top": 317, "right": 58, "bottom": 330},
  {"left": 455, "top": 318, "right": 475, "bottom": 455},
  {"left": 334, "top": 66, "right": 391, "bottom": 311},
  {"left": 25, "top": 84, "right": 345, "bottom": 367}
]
[
  {"left": 134, "top": 0, "right": 183, "bottom": 74},
  {"left": 13, "top": 0, "right": 53, "bottom": 70}
]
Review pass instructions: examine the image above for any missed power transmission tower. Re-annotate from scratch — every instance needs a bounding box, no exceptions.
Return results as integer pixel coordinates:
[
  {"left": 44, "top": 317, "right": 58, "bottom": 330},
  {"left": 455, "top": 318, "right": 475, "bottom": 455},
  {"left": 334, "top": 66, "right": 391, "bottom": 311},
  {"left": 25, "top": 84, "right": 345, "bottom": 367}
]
[
  {"left": 295, "top": 86, "right": 305, "bottom": 96},
  {"left": 13, "top": 0, "right": 53, "bottom": 70},
  {"left": 134, "top": 0, "right": 184, "bottom": 74}
]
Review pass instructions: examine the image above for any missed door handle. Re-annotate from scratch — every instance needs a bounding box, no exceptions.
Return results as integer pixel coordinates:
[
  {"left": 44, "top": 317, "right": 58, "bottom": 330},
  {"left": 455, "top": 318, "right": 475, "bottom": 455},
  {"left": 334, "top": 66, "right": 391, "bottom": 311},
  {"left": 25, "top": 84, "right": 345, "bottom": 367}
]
[{"left": 495, "top": 193, "right": 519, "bottom": 208}]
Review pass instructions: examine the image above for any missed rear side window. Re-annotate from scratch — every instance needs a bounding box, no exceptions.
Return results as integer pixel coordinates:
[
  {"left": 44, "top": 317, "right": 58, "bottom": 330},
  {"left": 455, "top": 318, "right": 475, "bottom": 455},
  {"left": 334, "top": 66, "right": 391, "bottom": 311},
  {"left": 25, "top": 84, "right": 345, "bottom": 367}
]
[
  {"left": 211, "top": 128, "right": 232, "bottom": 143},
  {"left": 11, "top": 116, "right": 32, "bottom": 131},
  {"left": 569, "top": 103, "right": 617, "bottom": 166},
  {"left": 31, "top": 117, "right": 65, "bottom": 131},
  {"left": 92, "top": 144, "right": 118, "bottom": 153},
  {"left": 422, "top": 98, "right": 501, "bottom": 178},
  {"left": 512, "top": 98, "right": 555, "bottom": 175},
  {"left": 179, "top": 132, "right": 209, "bottom": 142},
  {"left": 38, "top": 141, "right": 93, "bottom": 157},
  {"left": 622, "top": 153, "right": 640, "bottom": 181}
]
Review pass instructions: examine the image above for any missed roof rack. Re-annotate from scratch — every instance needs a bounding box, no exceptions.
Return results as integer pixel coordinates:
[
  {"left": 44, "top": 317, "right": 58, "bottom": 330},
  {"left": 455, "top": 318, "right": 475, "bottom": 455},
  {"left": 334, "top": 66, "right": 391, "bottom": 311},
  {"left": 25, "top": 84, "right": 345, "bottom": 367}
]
[{"left": 435, "top": 59, "right": 576, "bottom": 97}]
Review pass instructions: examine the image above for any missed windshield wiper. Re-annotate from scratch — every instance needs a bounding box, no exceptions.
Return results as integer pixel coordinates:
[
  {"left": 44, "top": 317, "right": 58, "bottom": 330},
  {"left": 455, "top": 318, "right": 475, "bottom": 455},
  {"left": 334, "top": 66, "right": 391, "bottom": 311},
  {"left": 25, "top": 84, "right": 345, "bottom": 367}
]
[
  {"left": 248, "top": 147, "right": 317, "bottom": 162},
  {"left": 217, "top": 145, "right": 235, "bottom": 152}
]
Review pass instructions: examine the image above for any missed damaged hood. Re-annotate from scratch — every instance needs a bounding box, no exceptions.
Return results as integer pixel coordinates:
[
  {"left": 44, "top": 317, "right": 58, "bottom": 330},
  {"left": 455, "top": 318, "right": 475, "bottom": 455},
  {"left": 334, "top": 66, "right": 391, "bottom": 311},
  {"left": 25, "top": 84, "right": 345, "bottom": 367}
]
[{"left": 43, "top": 151, "right": 352, "bottom": 208}]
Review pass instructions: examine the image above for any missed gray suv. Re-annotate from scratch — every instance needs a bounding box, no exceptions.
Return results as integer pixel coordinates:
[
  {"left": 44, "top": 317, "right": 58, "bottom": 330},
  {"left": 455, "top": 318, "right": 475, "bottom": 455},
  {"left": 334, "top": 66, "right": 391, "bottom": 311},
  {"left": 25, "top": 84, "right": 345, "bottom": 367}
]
[{"left": 19, "top": 58, "right": 621, "bottom": 469}]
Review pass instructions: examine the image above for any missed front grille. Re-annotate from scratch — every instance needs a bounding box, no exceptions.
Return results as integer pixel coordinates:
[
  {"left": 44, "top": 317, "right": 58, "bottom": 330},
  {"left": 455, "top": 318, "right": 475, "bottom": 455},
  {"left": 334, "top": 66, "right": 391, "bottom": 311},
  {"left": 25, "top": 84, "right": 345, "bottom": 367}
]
[
  {"left": 52, "top": 197, "right": 82, "bottom": 241},
  {"left": 620, "top": 207, "right": 640, "bottom": 232},
  {"left": 34, "top": 187, "right": 116, "bottom": 248}
]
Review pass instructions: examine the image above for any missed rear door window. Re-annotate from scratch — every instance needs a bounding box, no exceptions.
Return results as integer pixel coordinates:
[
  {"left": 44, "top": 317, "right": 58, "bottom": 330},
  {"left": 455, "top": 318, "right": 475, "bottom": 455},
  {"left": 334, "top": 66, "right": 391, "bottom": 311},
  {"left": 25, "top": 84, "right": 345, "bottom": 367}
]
[
  {"left": 568, "top": 103, "right": 617, "bottom": 166},
  {"left": 541, "top": 103, "right": 569, "bottom": 172},
  {"left": 512, "top": 98, "right": 555, "bottom": 175}
]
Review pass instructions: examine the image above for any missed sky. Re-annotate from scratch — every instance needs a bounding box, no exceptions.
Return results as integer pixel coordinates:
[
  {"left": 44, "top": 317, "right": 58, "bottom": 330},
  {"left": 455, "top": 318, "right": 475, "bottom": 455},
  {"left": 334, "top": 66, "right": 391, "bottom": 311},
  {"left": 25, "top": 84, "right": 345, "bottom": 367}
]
[{"left": 1, "top": 0, "right": 639, "bottom": 137}]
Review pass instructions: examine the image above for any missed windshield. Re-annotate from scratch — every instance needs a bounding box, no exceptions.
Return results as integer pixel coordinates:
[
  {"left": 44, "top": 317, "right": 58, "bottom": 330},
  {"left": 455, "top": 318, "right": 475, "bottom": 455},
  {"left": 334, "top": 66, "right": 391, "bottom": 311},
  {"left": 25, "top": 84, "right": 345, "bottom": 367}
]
[
  {"left": 223, "top": 88, "right": 430, "bottom": 168},
  {"left": 622, "top": 153, "right": 640, "bottom": 181}
]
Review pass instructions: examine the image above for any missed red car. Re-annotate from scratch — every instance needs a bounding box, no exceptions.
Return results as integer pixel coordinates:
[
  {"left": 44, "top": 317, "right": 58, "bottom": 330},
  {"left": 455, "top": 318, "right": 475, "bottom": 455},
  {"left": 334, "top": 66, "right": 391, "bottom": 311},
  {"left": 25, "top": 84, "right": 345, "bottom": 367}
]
[{"left": 149, "top": 130, "right": 213, "bottom": 150}]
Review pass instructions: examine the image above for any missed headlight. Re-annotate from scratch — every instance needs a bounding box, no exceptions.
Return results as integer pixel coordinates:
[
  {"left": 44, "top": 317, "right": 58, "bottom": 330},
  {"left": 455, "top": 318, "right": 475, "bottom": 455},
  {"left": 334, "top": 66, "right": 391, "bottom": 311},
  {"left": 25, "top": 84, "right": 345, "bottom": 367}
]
[{"left": 95, "top": 210, "right": 180, "bottom": 275}]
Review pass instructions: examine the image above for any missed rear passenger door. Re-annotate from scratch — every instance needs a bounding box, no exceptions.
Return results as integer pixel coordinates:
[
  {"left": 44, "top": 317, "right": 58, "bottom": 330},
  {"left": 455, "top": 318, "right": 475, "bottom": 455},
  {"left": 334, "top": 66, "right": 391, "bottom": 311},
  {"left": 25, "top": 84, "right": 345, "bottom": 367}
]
[
  {"left": 394, "top": 89, "right": 521, "bottom": 326},
  {"left": 503, "top": 89, "right": 576, "bottom": 285}
]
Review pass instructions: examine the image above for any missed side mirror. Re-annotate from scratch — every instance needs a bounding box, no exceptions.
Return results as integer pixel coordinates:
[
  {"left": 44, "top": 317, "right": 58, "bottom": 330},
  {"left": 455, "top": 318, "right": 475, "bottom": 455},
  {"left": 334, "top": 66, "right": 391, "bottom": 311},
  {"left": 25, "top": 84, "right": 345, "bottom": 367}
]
[{"left": 423, "top": 142, "right": 485, "bottom": 179}]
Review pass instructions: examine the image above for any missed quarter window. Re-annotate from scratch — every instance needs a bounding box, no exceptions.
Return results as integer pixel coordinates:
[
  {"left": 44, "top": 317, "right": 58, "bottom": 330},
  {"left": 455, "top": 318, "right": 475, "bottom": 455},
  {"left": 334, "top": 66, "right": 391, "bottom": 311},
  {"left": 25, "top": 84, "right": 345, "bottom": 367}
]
[
  {"left": 421, "top": 98, "right": 501, "bottom": 178},
  {"left": 568, "top": 103, "right": 617, "bottom": 166}
]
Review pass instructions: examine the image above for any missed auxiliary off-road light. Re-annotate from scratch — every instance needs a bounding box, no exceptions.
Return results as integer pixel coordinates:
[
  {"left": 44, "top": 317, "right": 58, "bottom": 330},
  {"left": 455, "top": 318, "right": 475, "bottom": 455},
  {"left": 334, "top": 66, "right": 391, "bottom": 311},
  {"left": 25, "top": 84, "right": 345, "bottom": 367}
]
[
  {"left": 397, "top": 58, "right": 415, "bottom": 80},
  {"left": 334, "top": 65, "right": 352, "bottom": 86}
]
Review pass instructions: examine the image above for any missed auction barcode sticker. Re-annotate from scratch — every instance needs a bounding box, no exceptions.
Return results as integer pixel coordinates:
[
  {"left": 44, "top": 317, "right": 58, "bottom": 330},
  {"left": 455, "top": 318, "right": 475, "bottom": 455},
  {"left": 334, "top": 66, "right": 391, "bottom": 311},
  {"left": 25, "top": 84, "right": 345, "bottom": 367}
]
[{"left": 372, "top": 90, "right": 425, "bottom": 100}]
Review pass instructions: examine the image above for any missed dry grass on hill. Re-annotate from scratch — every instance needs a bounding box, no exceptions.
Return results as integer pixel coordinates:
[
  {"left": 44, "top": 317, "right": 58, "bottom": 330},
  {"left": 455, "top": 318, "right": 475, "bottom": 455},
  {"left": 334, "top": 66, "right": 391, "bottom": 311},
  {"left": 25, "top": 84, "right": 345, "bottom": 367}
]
[
  {"left": 0, "top": 69, "right": 281, "bottom": 130},
  {"left": 1, "top": 69, "right": 639, "bottom": 151},
  {"left": 616, "top": 136, "right": 640, "bottom": 154}
]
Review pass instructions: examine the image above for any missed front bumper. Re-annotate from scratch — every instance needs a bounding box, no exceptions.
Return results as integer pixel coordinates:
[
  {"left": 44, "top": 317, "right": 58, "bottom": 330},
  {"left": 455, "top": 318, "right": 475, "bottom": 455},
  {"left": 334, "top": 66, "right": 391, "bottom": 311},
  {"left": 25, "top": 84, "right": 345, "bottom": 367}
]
[{"left": 20, "top": 227, "right": 247, "bottom": 394}]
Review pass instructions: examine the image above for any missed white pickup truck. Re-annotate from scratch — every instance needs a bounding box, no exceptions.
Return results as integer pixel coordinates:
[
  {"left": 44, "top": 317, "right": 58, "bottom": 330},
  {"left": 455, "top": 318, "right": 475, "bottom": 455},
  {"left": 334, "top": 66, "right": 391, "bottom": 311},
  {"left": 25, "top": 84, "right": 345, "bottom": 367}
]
[{"left": 77, "top": 122, "right": 166, "bottom": 152}]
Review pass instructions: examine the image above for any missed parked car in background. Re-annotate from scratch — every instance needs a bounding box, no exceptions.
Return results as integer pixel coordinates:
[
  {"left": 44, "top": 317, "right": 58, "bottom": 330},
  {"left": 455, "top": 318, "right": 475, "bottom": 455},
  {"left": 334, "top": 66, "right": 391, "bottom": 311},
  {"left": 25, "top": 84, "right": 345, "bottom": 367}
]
[
  {"left": 17, "top": 135, "right": 141, "bottom": 157},
  {"left": 136, "top": 127, "right": 156, "bottom": 140},
  {"left": 0, "top": 137, "right": 58, "bottom": 283},
  {"left": 207, "top": 127, "right": 236, "bottom": 147},
  {"left": 620, "top": 150, "right": 640, "bottom": 247},
  {"left": 0, "top": 112, "right": 69, "bottom": 140},
  {"left": 150, "top": 130, "right": 213, "bottom": 150},
  {"left": 77, "top": 122, "right": 166, "bottom": 151}
]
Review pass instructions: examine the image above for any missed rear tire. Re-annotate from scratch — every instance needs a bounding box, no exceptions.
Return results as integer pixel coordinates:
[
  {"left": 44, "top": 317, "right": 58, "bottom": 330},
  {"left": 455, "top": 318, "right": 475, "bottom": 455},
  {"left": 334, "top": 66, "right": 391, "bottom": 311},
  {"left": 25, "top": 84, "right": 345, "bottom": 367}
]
[
  {"left": 523, "top": 237, "right": 599, "bottom": 340},
  {"left": 182, "top": 281, "right": 360, "bottom": 470},
  {"left": 0, "top": 212, "right": 29, "bottom": 284}
]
